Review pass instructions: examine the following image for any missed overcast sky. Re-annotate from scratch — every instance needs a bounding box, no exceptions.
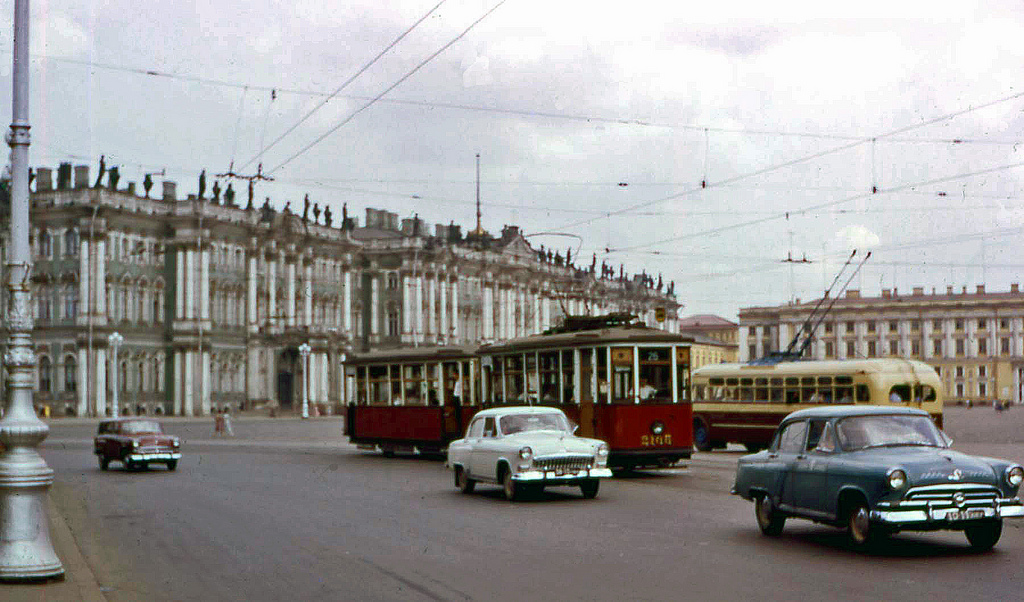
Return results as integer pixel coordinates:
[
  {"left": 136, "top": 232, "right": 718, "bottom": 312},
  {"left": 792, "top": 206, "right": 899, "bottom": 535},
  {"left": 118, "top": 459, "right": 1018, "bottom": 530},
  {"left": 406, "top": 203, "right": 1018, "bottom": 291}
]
[{"left": 3, "top": 0, "right": 1023, "bottom": 320}]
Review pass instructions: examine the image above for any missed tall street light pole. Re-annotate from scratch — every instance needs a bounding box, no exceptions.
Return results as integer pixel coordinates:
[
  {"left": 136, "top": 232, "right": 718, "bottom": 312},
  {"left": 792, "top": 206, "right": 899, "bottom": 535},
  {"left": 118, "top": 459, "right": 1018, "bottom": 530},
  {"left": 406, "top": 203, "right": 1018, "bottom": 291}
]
[
  {"left": 108, "top": 332, "right": 123, "bottom": 418},
  {"left": 0, "top": 0, "right": 65, "bottom": 580},
  {"left": 299, "top": 343, "right": 311, "bottom": 419}
]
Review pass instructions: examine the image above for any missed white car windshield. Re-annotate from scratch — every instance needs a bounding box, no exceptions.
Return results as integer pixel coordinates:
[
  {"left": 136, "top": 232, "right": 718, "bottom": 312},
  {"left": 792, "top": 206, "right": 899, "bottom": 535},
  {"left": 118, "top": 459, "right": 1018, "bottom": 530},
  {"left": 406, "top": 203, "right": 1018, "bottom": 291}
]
[
  {"left": 835, "top": 415, "right": 946, "bottom": 451},
  {"left": 499, "top": 413, "right": 569, "bottom": 435}
]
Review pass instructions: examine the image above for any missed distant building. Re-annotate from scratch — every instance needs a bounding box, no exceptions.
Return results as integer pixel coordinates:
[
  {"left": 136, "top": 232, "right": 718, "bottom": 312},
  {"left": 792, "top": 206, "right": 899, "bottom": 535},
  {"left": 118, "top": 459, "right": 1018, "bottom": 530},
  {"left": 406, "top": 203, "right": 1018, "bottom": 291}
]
[
  {"left": 739, "top": 285, "right": 1024, "bottom": 404},
  {"left": 3, "top": 162, "right": 679, "bottom": 417},
  {"left": 678, "top": 314, "right": 738, "bottom": 367}
]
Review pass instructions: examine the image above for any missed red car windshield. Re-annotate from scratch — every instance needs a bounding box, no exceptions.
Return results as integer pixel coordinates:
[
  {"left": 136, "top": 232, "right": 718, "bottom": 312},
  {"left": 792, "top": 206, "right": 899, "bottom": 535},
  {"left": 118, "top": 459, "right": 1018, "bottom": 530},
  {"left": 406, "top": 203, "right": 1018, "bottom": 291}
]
[{"left": 121, "top": 421, "right": 163, "bottom": 435}]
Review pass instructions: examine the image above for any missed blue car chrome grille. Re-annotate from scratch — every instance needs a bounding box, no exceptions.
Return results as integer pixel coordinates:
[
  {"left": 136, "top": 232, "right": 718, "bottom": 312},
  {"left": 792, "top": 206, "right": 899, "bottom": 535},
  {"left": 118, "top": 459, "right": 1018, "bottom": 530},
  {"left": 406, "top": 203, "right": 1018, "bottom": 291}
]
[
  {"left": 904, "top": 484, "right": 999, "bottom": 505},
  {"left": 533, "top": 455, "right": 593, "bottom": 471}
]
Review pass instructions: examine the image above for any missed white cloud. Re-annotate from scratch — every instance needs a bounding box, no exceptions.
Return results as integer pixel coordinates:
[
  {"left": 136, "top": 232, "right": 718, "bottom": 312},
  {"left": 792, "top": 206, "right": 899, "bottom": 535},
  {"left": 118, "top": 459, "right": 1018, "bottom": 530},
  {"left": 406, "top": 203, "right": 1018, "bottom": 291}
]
[{"left": 835, "top": 225, "right": 880, "bottom": 249}]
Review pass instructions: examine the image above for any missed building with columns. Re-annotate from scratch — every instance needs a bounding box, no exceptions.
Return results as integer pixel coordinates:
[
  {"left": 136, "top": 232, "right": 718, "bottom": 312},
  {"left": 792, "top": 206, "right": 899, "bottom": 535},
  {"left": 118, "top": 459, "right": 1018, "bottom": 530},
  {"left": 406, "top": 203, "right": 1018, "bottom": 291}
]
[
  {"left": 738, "top": 284, "right": 1024, "bottom": 405},
  {"left": 4, "top": 162, "right": 679, "bottom": 417}
]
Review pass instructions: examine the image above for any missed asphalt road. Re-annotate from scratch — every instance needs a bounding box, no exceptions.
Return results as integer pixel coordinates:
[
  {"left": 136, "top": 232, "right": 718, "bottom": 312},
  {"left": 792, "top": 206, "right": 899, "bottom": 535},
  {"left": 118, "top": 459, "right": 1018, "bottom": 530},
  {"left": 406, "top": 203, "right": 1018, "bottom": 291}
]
[{"left": 28, "top": 406, "right": 1024, "bottom": 601}]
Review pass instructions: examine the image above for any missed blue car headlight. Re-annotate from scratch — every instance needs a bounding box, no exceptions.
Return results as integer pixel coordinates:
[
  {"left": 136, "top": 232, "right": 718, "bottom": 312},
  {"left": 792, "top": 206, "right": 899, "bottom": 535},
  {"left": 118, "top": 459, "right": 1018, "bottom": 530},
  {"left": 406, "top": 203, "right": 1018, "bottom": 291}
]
[
  {"left": 1007, "top": 465, "right": 1024, "bottom": 488},
  {"left": 887, "top": 468, "right": 907, "bottom": 490}
]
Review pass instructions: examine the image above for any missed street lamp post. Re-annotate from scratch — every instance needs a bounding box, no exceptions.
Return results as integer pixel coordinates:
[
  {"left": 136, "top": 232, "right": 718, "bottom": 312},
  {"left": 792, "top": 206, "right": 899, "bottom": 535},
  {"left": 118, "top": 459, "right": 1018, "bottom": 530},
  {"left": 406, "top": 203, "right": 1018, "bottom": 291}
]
[
  {"left": 108, "top": 332, "right": 123, "bottom": 418},
  {"left": 0, "top": 0, "right": 64, "bottom": 580},
  {"left": 299, "top": 342, "right": 311, "bottom": 419}
]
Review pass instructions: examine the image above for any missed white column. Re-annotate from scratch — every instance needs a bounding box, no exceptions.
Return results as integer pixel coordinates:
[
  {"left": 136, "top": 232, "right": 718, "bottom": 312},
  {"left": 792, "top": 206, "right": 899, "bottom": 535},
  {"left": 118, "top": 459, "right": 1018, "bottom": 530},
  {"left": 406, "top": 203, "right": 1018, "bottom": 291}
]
[
  {"left": 95, "top": 348, "right": 107, "bottom": 416},
  {"left": 247, "top": 252, "right": 257, "bottom": 328},
  {"left": 402, "top": 275, "right": 411, "bottom": 337},
  {"left": 78, "top": 238, "right": 89, "bottom": 318},
  {"left": 371, "top": 275, "right": 380, "bottom": 336},
  {"left": 533, "top": 292, "right": 541, "bottom": 334},
  {"left": 439, "top": 279, "right": 448, "bottom": 343},
  {"left": 267, "top": 253, "right": 277, "bottom": 328},
  {"left": 427, "top": 275, "right": 437, "bottom": 336},
  {"left": 77, "top": 347, "right": 88, "bottom": 416},
  {"left": 247, "top": 346, "right": 259, "bottom": 402},
  {"left": 174, "top": 351, "right": 183, "bottom": 415},
  {"left": 542, "top": 294, "right": 551, "bottom": 331},
  {"left": 183, "top": 350, "right": 194, "bottom": 416},
  {"left": 286, "top": 259, "right": 296, "bottom": 328},
  {"left": 200, "top": 245, "right": 210, "bottom": 321},
  {"left": 304, "top": 261, "right": 313, "bottom": 328},
  {"left": 517, "top": 288, "right": 525, "bottom": 337},
  {"left": 498, "top": 286, "right": 507, "bottom": 340},
  {"left": 202, "top": 349, "right": 211, "bottom": 415},
  {"left": 415, "top": 275, "right": 424, "bottom": 344},
  {"left": 183, "top": 248, "right": 194, "bottom": 320},
  {"left": 483, "top": 282, "right": 493, "bottom": 340},
  {"left": 343, "top": 267, "right": 352, "bottom": 335},
  {"left": 450, "top": 278, "right": 459, "bottom": 341}
]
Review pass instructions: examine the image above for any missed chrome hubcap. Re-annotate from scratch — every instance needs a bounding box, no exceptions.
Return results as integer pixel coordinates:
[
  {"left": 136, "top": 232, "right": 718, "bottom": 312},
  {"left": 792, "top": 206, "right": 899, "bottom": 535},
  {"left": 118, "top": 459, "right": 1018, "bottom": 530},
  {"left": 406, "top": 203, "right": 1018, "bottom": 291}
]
[{"left": 851, "top": 508, "right": 870, "bottom": 542}]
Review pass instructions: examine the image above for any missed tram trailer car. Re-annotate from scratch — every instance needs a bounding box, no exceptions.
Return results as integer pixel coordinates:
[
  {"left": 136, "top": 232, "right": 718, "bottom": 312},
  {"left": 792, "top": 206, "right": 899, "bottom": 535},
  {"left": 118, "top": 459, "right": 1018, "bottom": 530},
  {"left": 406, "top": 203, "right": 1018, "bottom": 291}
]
[{"left": 345, "top": 346, "right": 481, "bottom": 456}]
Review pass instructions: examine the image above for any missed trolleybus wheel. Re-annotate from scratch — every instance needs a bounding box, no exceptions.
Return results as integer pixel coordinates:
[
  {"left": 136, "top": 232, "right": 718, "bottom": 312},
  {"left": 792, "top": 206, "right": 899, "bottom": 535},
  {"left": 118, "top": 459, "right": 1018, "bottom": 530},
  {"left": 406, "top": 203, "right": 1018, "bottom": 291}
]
[
  {"left": 693, "top": 418, "right": 713, "bottom": 452},
  {"left": 455, "top": 466, "right": 475, "bottom": 494},
  {"left": 580, "top": 479, "right": 600, "bottom": 499}
]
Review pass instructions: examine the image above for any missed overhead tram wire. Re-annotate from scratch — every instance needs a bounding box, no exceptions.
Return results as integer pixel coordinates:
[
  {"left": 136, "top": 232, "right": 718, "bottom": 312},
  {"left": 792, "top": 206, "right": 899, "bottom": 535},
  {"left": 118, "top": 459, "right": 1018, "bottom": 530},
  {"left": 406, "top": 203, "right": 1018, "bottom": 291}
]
[
  {"left": 266, "top": 0, "right": 509, "bottom": 176},
  {"left": 238, "top": 0, "right": 446, "bottom": 172},
  {"left": 21, "top": 53, "right": 1022, "bottom": 149},
  {"left": 605, "top": 160, "right": 1024, "bottom": 255},
  {"left": 549, "top": 89, "right": 1024, "bottom": 234}
]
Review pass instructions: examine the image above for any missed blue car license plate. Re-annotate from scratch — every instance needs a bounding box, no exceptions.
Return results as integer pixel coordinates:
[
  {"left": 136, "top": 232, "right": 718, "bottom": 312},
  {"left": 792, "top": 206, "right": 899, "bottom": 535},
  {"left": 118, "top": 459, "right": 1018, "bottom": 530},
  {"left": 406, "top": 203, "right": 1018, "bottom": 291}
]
[{"left": 946, "top": 509, "right": 985, "bottom": 521}]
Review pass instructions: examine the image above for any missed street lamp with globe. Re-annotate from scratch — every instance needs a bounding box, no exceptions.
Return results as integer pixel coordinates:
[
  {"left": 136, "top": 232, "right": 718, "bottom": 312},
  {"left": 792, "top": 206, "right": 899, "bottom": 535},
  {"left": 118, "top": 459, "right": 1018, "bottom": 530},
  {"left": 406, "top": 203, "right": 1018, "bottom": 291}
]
[
  {"left": 299, "top": 343, "right": 311, "bottom": 419},
  {"left": 108, "top": 332, "right": 123, "bottom": 418}
]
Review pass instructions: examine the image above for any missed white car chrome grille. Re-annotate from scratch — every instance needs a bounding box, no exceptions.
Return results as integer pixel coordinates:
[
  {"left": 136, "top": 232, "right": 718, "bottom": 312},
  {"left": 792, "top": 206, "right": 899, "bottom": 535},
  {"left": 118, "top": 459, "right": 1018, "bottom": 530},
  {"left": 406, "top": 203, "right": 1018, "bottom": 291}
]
[{"left": 533, "top": 455, "right": 594, "bottom": 471}]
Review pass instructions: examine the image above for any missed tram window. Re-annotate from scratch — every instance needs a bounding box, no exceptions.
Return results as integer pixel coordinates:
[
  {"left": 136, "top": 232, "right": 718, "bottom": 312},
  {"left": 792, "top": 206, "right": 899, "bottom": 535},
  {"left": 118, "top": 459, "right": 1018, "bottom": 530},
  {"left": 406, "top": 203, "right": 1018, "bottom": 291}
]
[
  {"left": 709, "top": 377, "right": 725, "bottom": 386},
  {"left": 835, "top": 376, "right": 853, "bottom": 385},
  {"left": 802, "top": 384, "right": 817, "bottom": 402},
  {"left": 785, "top": 388, "right": 801, "bottom": 404},
  {"left": 694, "top": 384, "right": 706, "bottom": 400},
  {"left": 726, "top": 377, "right": 739, "bottom": 386},
  {"left": 817, "top": 376, "right": 833, "bottom": 385},
  {"left": 754, "top": 386, "right": 769, "bottom": 401},
  {"left": 738, "top": 385, "right": 752, "bottom": 400},
  {"left": 740, "top": 377, "right": 753, "bottom": 386},
  {"left": 855, "top": 384, "right": 870, "bottom": 402},
  {"left": 785, "top": 377, "right": 799, "bottom": 387},
  {"left": 579, "top": 349, "right": 594, "bottom": 404},
  {"left": 755, "top": 378, "right": 768, "bottom": 386},
  {"left": 770, "top": 378, "right": 782, "bottom": 386},
  {"left": 836, "top": 386, "right": 854, "bottom": 403},
  {"left": 596, "top": 350, "right": 609, "bottom": 403},
  {"left": 612, "top": 366, "right": 632, "bottom": 403},
  {"left": 561, "top": 351, "right": 575, "bottom": 402},
  {"left": 770, "top": 386, "right": 784, "bottom": 402},
  {"left": 539, "top": 351, "right": 559, "bottom": 402}
]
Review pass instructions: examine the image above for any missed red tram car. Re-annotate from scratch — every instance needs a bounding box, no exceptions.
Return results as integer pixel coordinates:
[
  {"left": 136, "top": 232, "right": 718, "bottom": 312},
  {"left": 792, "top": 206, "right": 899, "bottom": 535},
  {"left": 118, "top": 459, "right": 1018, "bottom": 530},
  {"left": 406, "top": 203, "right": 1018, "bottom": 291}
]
[{"left": 344, "top": 315, "right": 694, "bottom": 470}]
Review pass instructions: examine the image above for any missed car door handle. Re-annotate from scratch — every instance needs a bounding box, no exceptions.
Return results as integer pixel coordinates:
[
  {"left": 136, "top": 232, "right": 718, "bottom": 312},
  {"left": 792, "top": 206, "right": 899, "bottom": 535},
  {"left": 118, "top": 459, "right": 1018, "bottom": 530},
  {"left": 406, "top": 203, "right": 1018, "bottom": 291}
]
[
  {"left": 767, "top": 453, "right": 778, "bottom": 459},
  {"left": 796, "top": 454, "right": 806, "bottom": 460}
]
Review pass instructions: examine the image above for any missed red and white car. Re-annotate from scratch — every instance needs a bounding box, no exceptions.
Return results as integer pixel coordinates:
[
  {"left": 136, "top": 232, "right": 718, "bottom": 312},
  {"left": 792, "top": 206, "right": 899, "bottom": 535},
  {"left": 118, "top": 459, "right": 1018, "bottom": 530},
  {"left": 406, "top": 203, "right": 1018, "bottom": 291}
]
[{"left": 94, "top": 418, "right": 181, "bottom": 471}]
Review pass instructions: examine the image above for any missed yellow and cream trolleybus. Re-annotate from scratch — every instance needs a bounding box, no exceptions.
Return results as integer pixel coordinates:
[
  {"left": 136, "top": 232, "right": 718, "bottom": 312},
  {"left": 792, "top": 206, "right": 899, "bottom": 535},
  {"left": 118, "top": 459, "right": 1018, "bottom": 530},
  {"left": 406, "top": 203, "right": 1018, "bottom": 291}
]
[{"left": 690, "top": 358, "right": 944, "bottom": 452}]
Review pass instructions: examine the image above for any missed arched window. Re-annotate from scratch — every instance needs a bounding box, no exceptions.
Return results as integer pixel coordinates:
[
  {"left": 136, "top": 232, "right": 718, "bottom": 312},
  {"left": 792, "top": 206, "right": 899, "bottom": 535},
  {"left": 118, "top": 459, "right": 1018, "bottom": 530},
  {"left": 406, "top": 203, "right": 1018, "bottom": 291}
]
[
  {"left": 138, "top": 361, "right": 145, "bottom": 392},
  {"left": 152, "top": 359, "right": 161, "bottom": 392},
  {"left": 64, "top": 355, "right": 77, "bottom": 392},
  {"left": 65, "top": 229, "right": 79, "bottom": 256},
  {"left": 39, "top": 356, "right": 52, "bottom": 392},
  {"left": 39, "top": 231, "right": 51, "bottom": 258}
]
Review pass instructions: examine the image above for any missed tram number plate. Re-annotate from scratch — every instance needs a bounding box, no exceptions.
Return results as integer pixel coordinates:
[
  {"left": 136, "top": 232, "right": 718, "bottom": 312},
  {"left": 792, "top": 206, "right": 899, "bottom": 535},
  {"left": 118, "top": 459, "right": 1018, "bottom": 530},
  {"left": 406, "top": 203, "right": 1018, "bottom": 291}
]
[
  {"left": 946, "top": 509, "right": 985, "bottom": 521},
  {"left": 641, "top": 434, "right": 672, "bottom": 446}
]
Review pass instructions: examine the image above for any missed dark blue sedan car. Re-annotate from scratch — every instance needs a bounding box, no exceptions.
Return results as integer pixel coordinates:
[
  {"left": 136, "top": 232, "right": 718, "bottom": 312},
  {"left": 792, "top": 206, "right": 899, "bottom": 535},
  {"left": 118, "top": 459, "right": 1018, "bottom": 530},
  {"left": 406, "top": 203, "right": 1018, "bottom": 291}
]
[{"left": 732, "top": 406, "right": 1024, "bottom": 550}]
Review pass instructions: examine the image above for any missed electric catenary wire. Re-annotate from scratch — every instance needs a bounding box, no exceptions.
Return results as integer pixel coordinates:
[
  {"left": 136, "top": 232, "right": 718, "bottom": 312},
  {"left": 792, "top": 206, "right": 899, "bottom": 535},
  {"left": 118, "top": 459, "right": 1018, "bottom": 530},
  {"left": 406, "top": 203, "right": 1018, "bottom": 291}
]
[
  {"left": 238, "top": 0, "right": 447, "bottom": 172},
  {"left": 265, "top": 0, "right": 509, "bottom": 176}
]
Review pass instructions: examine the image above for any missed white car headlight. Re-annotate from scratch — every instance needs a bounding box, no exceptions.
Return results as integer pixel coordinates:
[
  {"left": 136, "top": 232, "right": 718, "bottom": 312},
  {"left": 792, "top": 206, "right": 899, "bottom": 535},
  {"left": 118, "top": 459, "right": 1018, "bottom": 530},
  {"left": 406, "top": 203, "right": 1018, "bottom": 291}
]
[
  {"left": 887, "top": 468, "right": 907, "bottom": 490},
  {"left": 519, "top": 446, "right": 533, "bottom": 461},
  {"left": 596, "top": 443, "right": 609, "bottom": 457},
  {"left": 1007, "top": 465, "right": 1024, "bottom": 487}
]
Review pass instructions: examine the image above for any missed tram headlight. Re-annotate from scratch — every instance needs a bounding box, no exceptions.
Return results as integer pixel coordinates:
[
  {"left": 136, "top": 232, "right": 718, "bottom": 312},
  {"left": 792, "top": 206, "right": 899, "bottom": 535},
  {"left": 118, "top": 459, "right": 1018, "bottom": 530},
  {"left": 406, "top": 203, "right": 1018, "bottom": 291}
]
[
  {"left": 887, "top": 468, "right": 907, "bottom": 490},
  {"left": 650, "top": 421, "right": 665, "bottom": 436},
  {"left": 1007, "top": 465, "right": 1024, "bottom": 488}
]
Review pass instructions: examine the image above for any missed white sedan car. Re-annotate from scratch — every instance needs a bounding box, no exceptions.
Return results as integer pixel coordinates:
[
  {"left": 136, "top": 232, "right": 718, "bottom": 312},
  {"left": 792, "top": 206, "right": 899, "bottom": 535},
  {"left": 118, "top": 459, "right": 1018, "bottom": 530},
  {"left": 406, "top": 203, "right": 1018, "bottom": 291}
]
[{"left": 447, "top": 406, "right": 613, "bottom": 500}]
